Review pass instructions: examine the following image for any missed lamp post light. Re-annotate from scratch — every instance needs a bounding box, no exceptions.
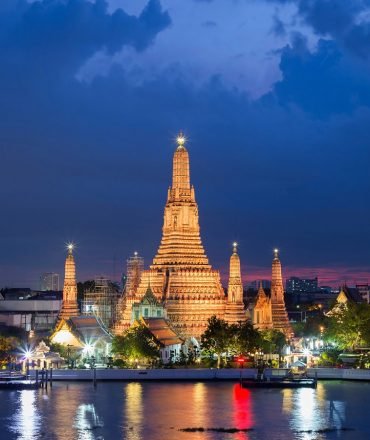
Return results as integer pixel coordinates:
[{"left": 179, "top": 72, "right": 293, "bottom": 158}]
[{"left": 25, "top": 350, "right": 32, "bottom": 377}]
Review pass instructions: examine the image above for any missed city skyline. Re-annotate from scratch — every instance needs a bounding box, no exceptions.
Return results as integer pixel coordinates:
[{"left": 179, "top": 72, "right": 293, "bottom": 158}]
[{"left": 0, "top": 0, "right": 369, "bottom": 288}]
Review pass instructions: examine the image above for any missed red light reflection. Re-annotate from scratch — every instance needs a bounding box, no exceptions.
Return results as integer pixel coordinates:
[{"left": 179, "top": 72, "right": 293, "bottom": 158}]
[{"left": 233, "top": 384, "right": 254, "bottom": 438}]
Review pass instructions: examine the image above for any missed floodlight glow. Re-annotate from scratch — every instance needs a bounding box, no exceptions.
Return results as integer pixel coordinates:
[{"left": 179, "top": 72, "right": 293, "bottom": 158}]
[
  {"left": 83, "top": 343, "right": 94, "bottom": 355},
  {"left": 67, "top": 242, "right": 74, "bottom": 253},
  {"left": 176, "top": 133, "right": 186, "bottom": 146}
]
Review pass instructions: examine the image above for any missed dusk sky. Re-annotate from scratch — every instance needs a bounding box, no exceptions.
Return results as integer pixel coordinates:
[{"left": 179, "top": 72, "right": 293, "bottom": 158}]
[{"left": 1, "top": 0, "right": 370, "bottom": 288}]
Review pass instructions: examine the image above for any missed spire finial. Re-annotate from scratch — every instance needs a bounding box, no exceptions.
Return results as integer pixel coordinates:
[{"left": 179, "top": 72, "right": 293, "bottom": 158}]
[
  {"left": 274, "top": 248, "right": 279, "bottom": 259},
  {"left": 176, "top": 131, "right": 186, "bottom": 149},
  {"left": 67, "top": 243, "right": 74, "bottom": 254},
  {"left": 233, "top": 242, "right": 238, "bottom": 254}
]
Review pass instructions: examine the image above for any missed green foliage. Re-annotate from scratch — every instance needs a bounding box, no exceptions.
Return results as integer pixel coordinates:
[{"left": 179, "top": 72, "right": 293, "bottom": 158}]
[
  {"left": 112, "top": 324, "right": 160, "bottom": 365},
  {"left": 201, "top": 316, "right": 262, "bottom": 368},
  {"left": 0, "top": 336, "right": 12, "bottom": 366},
  {"left": 319, "top": 349, "right": 341, "bottom": 366},
  {"left": 48, "top": 342, "right": 68, "bottom": 359},
  {"left": 201, "top": 316, "right": 233, "bottom": 368},
  {"left": 325, "top": 302, "right": 370, "bottom": 350},
  {"left": 229, "top": 321, "right": 261, "bottom": 354},
  {"left": 113, "top": 358, "right": 126, "bottom": 368},
  {"left": 260, "top": 329, "right": 287, "bottom": 355},
  {"left": 292, "top": 315, "right": 326, "bottom": 338}
]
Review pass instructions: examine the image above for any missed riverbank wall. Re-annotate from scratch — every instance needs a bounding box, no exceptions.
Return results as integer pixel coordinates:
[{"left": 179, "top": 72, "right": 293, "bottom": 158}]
[
  {"left": 27, "top": 367, "right": 370, "bottom": 381},
  {"left": 307, "top": 368, "right": 370, "bottom": 381},
  {"left": 29, "top": 368, "right": 257, "bottom": 381}
]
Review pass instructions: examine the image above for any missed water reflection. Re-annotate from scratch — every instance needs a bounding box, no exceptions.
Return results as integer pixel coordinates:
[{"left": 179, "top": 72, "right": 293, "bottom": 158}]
[
  {"left": 233, "top": 385, "right": 254, "bottom": 440},
  {"left": 193, "top": 383, "right": 207, "bottom": 427},
  {"left": 1, "top": 381, "right": 368, "bottom": 440},
  {"left": 74, "top": 403, "right": 103, "bottom": 440},
  {"left": 124, "top": 382, "right": 143, "bottom": 440},
  {"left": 287, "top": 383, "right": 346, "bottom": 439},
  {"left": 11, "top": 390, "right": 40, "bottom": 440}
]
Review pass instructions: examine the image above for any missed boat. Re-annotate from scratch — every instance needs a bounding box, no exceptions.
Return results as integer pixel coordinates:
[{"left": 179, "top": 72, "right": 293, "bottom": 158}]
[
  {"left": 0, "top": 379, "right": 40, "bottom": 390},
  {"left": 241, "top": 377, "right": 317, "bottom": 389}
]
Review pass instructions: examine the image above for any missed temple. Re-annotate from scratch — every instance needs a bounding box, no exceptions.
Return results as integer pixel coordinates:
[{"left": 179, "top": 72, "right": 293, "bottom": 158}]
[
  {"left": 57, "top": 244, "right": 80, "bottom": 320},
  {"left": 116, "top": 134, "right": 246, "bottom": 339},
  {"left": 270, "top": 249, "right": 293, "bottom": 337},
  {"left": 52, "top": 244, "right": 111, "bottom": 360},
  {"left": 253, "top": 282, "right": 273, "bottom": 330},
  {"left": 225, "top": 243, "right": 247, "bottom": 323}
]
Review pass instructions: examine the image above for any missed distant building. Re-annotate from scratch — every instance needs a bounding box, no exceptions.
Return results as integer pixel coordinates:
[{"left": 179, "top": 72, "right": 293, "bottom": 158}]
[
  {"left": 286, "top": 277, "right": 318, "bottom": 294},
  {"left": 248, "top": 280, "right": 271, "bottom": 290},
  {"left": 356, "top": 284, "right": 370, "bottom": 304},
  {"left": 0, "top": 298, "right": 62, "bottom": 332},
  {"left": 0, "top": 288, "right": 34, "bottom": 300},
  {"left": 40, "top": 272, "right": 60, "bottom": 291},
  {"left": 320, "top": 286, "right": 333, "bottom": 294}
]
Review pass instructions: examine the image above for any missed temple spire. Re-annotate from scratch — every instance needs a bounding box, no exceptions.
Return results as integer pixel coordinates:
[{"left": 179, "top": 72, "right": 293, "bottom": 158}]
[
  {"left": 270, "top": 248, "right": 293, "bottom": 337},
  {"left": 225, "top": 242, "right": 245, "bottom": 322},
  {"left": 58, "top": 243, "right": 80, "bottom": 320},
  {"left": 271, "top": 248, "right": 283, "bottom": 301},
  {"left": 172, "top": 131, "right": 190, "bottom": 190},
  {"left": 257, "top": 281, "right": 266, "bottom": 299}
]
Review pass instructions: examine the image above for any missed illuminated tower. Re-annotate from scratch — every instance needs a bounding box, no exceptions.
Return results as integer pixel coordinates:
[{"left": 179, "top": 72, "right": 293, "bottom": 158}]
[
  {"left": 58, "top": 244, "right": 80, "bottom": 320},
  {"left": 253, "top": 281, "right": 272, "bottom": 330},
  {"left": 270, "top": 249, "right": 293, "bottom": 336},
  {"left": 225, "top": 243, "right": 246, "bottom": 323},
  {"left": 125, "top": 252, "right": 144, "bottom": 295},
  {"left": 116, "top": 133, "right": 226, "bottom": 338}
]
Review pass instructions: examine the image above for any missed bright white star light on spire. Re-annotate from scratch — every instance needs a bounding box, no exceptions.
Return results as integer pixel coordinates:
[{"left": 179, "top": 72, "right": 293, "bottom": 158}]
[
  {"left": 67, "top": 243, "right": 75, "bottom": 252},
  {"left": 176, "top": 133, "right": 186, "bottom": 146}
]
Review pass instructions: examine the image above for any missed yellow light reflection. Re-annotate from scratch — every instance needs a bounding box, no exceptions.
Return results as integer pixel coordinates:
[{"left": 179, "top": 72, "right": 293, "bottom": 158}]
[
  {"left": 12, "top": 390, "right": 40, "bottom": 440},
  {"left": 74, "top": 403, "right": 103, "bottom": 440},
  {"left": 192, "top": 383, "right": 207, "bottom": 427},
  {"left": 289, "top": 382, "right": 346, "bottom": 436},
  {"left": 125, "top": 382, "right": 143, "bottom": 440},
  {"left": 282, "top": 388, "right": 293, "bottom": 414}
]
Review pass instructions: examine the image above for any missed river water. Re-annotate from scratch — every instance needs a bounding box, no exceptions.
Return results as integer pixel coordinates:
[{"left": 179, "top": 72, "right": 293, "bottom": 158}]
[{"left": 0, "top": 381, "right": 369, "bottom": 440}]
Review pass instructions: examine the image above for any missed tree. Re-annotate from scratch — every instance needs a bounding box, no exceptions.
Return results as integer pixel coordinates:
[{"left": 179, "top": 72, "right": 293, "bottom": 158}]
[
  {"left": 201, "top": 316, "right": 232, "bottom": 368},
  {"left": 0, "top": 336, "right": 12, "bottom": 367},
  {"left": 229, "top": 321, "right": 262, "bottom": 355},
  {"left": 325, "top": 302, "right": 370, "bottom": 350},
  {"left": 112, "top": 324, "right": 160, "bottom": 365},
  {"left": 260, "top": 329, "right": 287, "bottom": 362}
]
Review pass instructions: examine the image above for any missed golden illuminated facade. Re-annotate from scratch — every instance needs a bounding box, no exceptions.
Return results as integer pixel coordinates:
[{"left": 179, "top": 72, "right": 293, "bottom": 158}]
[
  {"left": 116, "top": 135, "right": 246, "bottom": 338},
  {"left": 253, "top": 282, "right": 273, "bottom": 330},
  {"left": 225, "top": 243, "right": 247, "bottom": 323},
  {"left": 58, "top": 245, "right": 80, "bottom": 320},
  {"left": 270, "top": 249, "right": 293, "bottom": 337}
]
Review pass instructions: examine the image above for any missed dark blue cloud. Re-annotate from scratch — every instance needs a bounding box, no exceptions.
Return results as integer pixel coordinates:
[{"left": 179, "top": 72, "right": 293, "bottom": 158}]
[
  {"left": 267, "top": 0, "right": 370, "bottom": 59},
  {"left": 0, "top": 0, "right": 170, "bottom": 77},
  {"left": 265, "top": 34, "right": 370, "bottom": 117}
]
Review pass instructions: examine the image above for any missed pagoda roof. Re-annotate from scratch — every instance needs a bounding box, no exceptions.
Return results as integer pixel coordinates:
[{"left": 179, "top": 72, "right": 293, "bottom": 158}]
[
  {"left": 140, "top": 285, "right": 160, "bottom": 306},
  {"left": 142, "top": 317, "right": 183, "bottom": 347},
  {"left": 52, "top": 315, "right": 112, "bottom": 347}
]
